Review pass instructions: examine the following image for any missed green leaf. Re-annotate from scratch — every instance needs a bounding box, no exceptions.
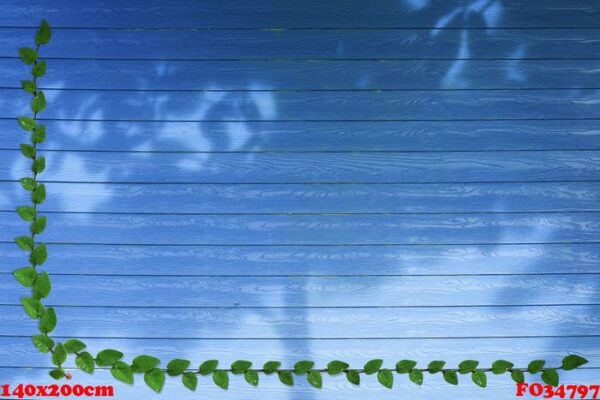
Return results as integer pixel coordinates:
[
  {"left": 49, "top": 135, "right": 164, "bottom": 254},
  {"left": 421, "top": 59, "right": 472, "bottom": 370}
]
[
  {"left": 443, "top": 370, "right": 459, "bottom": 385},
  {"left": 182, "top": 372, "right": 197, "bottom": 391},
  {"left": 17, "top": 116, "right": 36, "bottom": 132},
  {"left": 212, "top": 370, "right": 229, "bottom": 390},
  {"left": 307, "top": 370, "right": 322, "bottom": 388},
  {"left": 231, "top": 360, "right": 252, "bottom": 374},
  {"left": 377, "top": 369, "right": 393, "bottom": 389},
  {"left": 49, "top": 368, "right": 65, "bottom": 380},
  {"left": 111, "top": 361, "right": 134, "bottom": 384},
  {"left": 364, "top": 359, "right": 383, "bottom": 375},
  {"left": 17, "top": 205, "right": 36, "bottom": 221},
  {"left": 75, "top": 352, "right": 95, "bottom": 374},
  {"left": 561, "top": 354, "right": 588, "bottom": 371},
  {"left": 21, "top": 80, "right": 37, "bottom": 94},
  {"left": 166, "top": 359, "right": 190, "bottom": 376},
  {"left": 31, "top": 91, "right": 46, "bottom": 113},
  {"left": 95, "top": 349, "right": 124, "bottom": 366},
  {"left": 21, "top": 296, "right": 44, "bottom": 318},
  {"left": 52, "top": 343, "right": 67, "bottom": 366},
  {"left": 13, "top": 266, "right": 37, "bottom": 287},
  {"left": 32, "top": 124, "right": 46, "bottom": 144},
  {"left": 32, "top": 184, "right": 46, "bottom": 204},
  {"left": 244, "top": 369, "right": 259, "bottom": 386},
  {"left": 132, "top": 355, "right": 160, "bottom": 373},
  {"left": 32, "top": 271, "right": 51, "bottom": 298},
  {"left": 541, "top": 368, "right": 559, "bottom": 387},
  {"left": 20, "top": 177, "right": 37, "bottom": 192},
  {"left": 327, "top": 360, "right": 349, "bottom": 375},
  {"left": 144, "top": 368, "right": 166, "bottom": 393},
  {"left": 33, "top": 61, "right": 47, "bottom": 78},
  {"left": 36, "top": 20, "right": 52, "bottom": 46},
  {"left": 199, "top": 359, "right": 218, "bottom": 375},
  {"left": 263, "top": 360, "right": 281, "bottom": 374},
  {"left": 32, "top": 334, "right": 54, "bottom": 353},
  {"left": 19, "top": 47, "right": 38, "bottom": 65},
  {"left": 491, "top": 360, "right": 514, "bottom": 375},
  {"left": 472, "top": 370, "right": 487, "bottom": 388},
  {"left": 294, "top": 360, "right": 314, "bottom": 375},
  {"left": 30, "top": 216, "right": 47, "bottom": 234},
  {"left": 528, "top": 359, "right": 546, "bottom": 374},
  {"left": 32, "top": 156, "right": 46, "bottom": 173},
  {"left": 346, "top": 370, "right": 360, "bottom": 385},
  {"left": 458, "top": 360, "right": 479, "bottom": 374},
  {"left": 396, "top": 359, "right": 417, "bottom": 373},
  {"left": 39, "top": 307, "right": 56, "bottom": 333},
  {"left": 428, "top": 360, "right": 446, "bottom": 374},
  {"left": 511, "top": 369, "right": 525, "bottom": 383},
  {"left": 278, "top": 371, "right": 294, "bottom": 386},
  {"left": 30, "top": 243, "right": 48, "bottom": 265},
  {"left": 15, "top": 235, "right": 35, "bottom": 251},
  {"left": 64, "top": 339, "right": 86, "bottom": 353},
  {"left": 409, "top": 369, "right": 424, "bottom": 385},
  {"left": 20, "top": 143, "right": 36, "bottom": 159}
]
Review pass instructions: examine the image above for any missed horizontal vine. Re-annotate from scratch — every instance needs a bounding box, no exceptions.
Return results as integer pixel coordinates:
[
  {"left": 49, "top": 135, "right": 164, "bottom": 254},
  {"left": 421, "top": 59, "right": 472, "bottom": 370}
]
[{"left": 13, "top": 20, "right": 589, "bottom": 394}]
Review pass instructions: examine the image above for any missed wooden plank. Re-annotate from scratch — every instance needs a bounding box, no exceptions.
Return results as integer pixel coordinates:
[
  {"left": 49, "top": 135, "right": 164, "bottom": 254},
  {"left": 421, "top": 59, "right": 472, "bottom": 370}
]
[
  {"left": 2, "top": 243, "right": 598, "bottom": 276},
  {"left": 3, "top": 336, "right": 597, "bottom": 369},
  {"left": 2, "top": 211, "right": 599, "bottom": 245},
  {"left": 3, "top": 89, "right": 599, "bottom": 121},
  {"left": 3, "top": 150, "right": 600, "bottom": 183},
  {"left": 3, "top": 59, "right": 600, "bottom": 90},
  {"left": 3, "top": 181, "right": 600, "bottom": 214},
  {"left": 2, "top": 304, "right": 598, "bottom": 338},
  {"left": 0, "top": 367, "right": 597, "bottom": 400},
  {"left": 0, "top": 336, "right": 600, "bottom": 368},
  {"left": 1, "top": 274, "right": 597, "bottom": 307},
  {"left": 1, "top": 0, "right": 600, "bottom": 28},
  {"left": 2, "top": 119, "right": 599, "bottom": 152},
  {"left": 3, "top": 28, "right": 600, "bottom": 60}
]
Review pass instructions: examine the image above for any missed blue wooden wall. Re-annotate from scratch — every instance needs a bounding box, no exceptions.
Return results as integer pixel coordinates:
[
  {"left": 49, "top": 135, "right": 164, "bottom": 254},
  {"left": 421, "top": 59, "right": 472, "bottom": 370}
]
[{"left": 1, "top": 1, "right": 599, "bottom": 398}]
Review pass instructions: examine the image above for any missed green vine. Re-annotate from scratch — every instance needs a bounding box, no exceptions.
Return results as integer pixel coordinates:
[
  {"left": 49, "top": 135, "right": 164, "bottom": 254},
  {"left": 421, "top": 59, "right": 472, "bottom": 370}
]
[{"left": 13, "top": 20, "right": 589, "bottom": 393}]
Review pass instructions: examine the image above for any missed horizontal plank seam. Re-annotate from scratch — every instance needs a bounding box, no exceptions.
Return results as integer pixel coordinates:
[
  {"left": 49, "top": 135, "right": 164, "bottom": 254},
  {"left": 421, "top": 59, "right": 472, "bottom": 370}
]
[
  {"left": 2, "top": 334, "right": 599, "bottom": 341},
  {"left": 4, "top": 56, "right": 600, "bottom": 62},
  {"left": 6, "top": 26, "right": 600, "bottom": 31},
  {"left": 2, "top": 304, "right": 598, "bottom": 310},
  {"left": 2, "top": 179, "right": 600, "bottom": 185},
  {"left": 4, "top": 117, "right": 600, "bottom": 123},
  {"left": 0, "top": 334, "right": 598, "bottom": 340},
  {"left": 1, "top": 273, "right": 599, "bottom": 278},
  {"left": 5, "top": 86, "right": 600, "bottom": 92},
  {"left": 2, "top": 303, "right": 599, "bottom": 309},
  {"left": 4, "top": 148, "right": 600, "bottom": 154},
  {"left": 2, "top": 241, "right": 599, "bottom": 246},
  {"left": 2, "top": 210, "right": 600, "bottom": 216}
]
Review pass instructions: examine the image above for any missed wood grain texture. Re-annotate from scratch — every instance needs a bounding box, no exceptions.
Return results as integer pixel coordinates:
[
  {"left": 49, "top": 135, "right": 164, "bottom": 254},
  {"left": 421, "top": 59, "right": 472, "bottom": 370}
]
[
  {"left": 3, "top": 59, "right": 600, "bottom": 90},
  {"left": 1, "top": 1, "right": 599, "bottom": 397},
  {"left": 3, "top": 182, "right": 599, "bottom": 213},
  {"left": 1, "top": 274, "right": 598, "bottom": 307},
  {"left": 2, "top": 211, "right": 599, "bottom": 245},
  {"left": 2, "top": 119, "right": 599, "bottom": 152},
  {"left": 1, "top": 243, "right": 599, "bottom": 276},
  {"left": 4, "top": 150, "right": 600, "bottom": 183},
  {"left": 2, "top": 304, "right": 598, "bottom": 338},
  {"left": 4, "top": 28, "right": 600, "bottom": 60},
  {"left": 2, "top": 89, "right": 600, "bottom": 121},
  {"left": 2, "top": 0, "right": 600, "bottom": 28}
]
